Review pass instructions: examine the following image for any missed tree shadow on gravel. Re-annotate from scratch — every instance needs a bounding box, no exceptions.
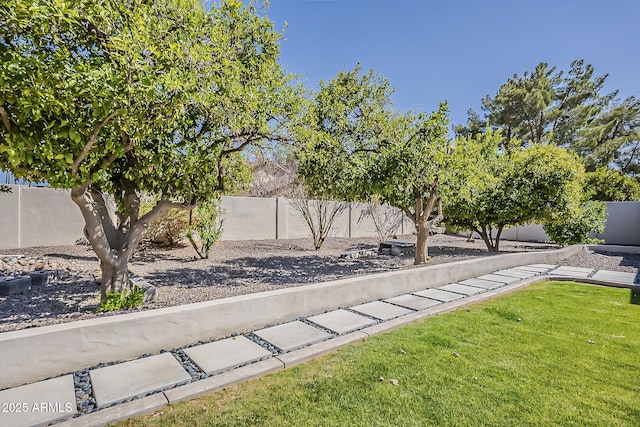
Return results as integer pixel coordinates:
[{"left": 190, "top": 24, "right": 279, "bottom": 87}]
[
  {"left": 144, "top": 253, "right": 417, "bottom": 289},
  {"left": 0, "top": 279, "right": 100, "bottom": 330},
  {"left": 43, "top": 253, "right": 98, "bottom": 262}
]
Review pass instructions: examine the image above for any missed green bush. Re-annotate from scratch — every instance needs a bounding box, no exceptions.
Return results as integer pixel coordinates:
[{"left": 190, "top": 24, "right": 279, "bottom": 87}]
[
  {"left": 544, "top": 201, "right": 607, "bottom": 246},
  {"left": 97, "top": 286, "right": 146, "bottom": 313},
  {"left": 185, "top": 197, "right": 224, "bottom": 259}
]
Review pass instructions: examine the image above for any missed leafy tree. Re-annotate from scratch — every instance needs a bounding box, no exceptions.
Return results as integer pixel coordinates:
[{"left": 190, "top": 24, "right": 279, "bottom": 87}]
[
  {"left": 445, "top": 130, "right": 584, "bottom": 252},
  {"left": 370, "top": 105, "right": 452, "bottom": 264},
  {"left": 543, "top": 201, "right": 606, "bottom": 246},
  {"left": 297, "top": 66, "right": 452, "bottom": 264},
  {"left": 585, "top": 167, "right": 640, "bottom": 201},
  {"left": 0, "top": 0, "right": 299, "bottom": 301}
]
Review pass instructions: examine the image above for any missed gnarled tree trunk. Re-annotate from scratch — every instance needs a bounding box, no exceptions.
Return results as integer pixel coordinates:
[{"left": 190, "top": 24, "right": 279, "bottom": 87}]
[
  {"left": 71, "top": 184, "right": 194, "bottom": 302},
  {"left": 477, "top": 224, "right": 505, "bottom": 252}
]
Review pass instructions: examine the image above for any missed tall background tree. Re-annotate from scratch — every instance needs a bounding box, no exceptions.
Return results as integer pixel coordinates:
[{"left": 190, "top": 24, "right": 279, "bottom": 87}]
[
  {"left": 457, "top": 60, "right": 640, "bottom": 177},
  {"left": 0, "top": 0, "right": 301, "bottom": 301}
]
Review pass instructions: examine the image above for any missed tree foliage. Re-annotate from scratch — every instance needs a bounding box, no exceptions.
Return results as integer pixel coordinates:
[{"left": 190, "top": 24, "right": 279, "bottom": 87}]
[
  {"left": 544, "top": 201, "right": 607, "bottom": 246},
  {"left": 0, "top": 0, "right": 300, "bottom": 301},
  {"left": 445, "top": 130, "right": 585, "bottom": 251}
]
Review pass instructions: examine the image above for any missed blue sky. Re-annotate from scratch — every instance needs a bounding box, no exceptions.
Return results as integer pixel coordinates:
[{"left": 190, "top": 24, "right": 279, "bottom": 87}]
[{"left": 266, "top": 0, "right": 640, "bottom": 127}]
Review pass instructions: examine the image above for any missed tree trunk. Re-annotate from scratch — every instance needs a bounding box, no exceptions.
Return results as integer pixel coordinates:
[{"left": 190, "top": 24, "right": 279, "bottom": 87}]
[
  {"left": 415, "top": 220, "right": 429, "bottom": 265},
  {"left": 71, "top": 184, "right": 194, "bottom": 303},
  {"left": 412, "top": 191, "right": 443, "bottom": 265},
  {"left": 477, "top": 224, "right": 504, "bottom": 252}
]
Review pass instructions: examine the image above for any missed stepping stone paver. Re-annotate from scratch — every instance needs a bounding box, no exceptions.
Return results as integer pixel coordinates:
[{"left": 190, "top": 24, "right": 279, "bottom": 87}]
[
  {"left": 591, "top": 270, "right": 638, "bottom": 285},
  {"left": 476, "top": 273, "right": 520, "bottom": 284},
  {"left": 413, "top": 288, "right": 464, "bottom": 302},
  {"left": 350, "top": 301, "right": 413, "bottom": 320},
  {"left": 184, "top": 336, "right": 272, "bottom": 376},
  {"left": 254, "top": 321, "right": 331, "bottom": 352},
  {"left": 492, "top": 269, "right": 537, "bottom": 279},
  {"left": 0, "top": 375, "right": 76, "bottom": 427},
  {"left": 90, "top": 352, "right": 191, "bottom": 408},
  {"left": 527, "top": 264, "right": 558, "bottom": 269},
  {"left": 459, "top": 278, "right": 506, "bottom": 290},
  {"left": 514, "top": 265, "right": 552, "bottom": 273},
  {"left": 385, "top": 294, "right": 442, "bottom": 310},
  {"left": 307, "top": 309, "right": 376, "bottom": 334},
  {"left": 440, "top": 283, "right": 486, "bottom": 296},
  {"left": 549, "top": 266, "right": 594, "bottom": 278}
]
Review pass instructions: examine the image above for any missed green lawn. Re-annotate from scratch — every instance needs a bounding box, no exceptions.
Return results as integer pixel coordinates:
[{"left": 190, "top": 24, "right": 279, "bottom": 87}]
[{"left": 118, "top": 282, "right": 640, "bottom": 427}]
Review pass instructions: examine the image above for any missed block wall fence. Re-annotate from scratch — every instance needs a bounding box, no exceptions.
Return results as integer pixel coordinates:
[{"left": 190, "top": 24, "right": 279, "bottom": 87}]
[{"left": 1, "top": 185, "right": 639, "bottom": 249}]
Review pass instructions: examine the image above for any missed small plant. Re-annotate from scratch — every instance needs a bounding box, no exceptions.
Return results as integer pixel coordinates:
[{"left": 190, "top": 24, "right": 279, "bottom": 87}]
[
  {"left": 185, "top": 197, "right": 224, "bottom": 259},
  {"left": 97, "top": 286, "right": 146, "bottom": 313},
  {"left": 0, "top": 184, "right": 11, "bottom": 193}
]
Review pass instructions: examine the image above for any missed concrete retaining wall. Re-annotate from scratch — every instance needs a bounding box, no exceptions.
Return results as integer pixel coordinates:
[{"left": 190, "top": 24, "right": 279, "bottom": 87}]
[{"left": 0, "top": 245, "right": 582, "bottom": 389}]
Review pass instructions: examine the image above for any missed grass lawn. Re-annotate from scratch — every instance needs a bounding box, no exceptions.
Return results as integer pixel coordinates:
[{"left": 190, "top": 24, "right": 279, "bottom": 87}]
[{"left": 118, "top": 282, "right": 640, "bottom": 426}]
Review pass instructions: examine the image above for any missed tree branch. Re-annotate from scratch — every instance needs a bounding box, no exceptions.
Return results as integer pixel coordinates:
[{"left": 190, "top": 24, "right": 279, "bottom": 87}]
[
  {"left": 134, "top": 195, "right": 196, "bottom": 236},
  {"left": 0, "top": 106, "right": 10, "bottom": 131},
  {"left": 71, "top": 110, "right": 120, "bottom": 177}
]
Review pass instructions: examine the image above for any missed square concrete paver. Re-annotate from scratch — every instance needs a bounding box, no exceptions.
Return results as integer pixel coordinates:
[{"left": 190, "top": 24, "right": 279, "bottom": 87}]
[
  {"left": 0, "top": 375, "right": 76, "bottom": 427},
  {"left": 413, "top": 288, "right": 464, "bottom": 302},
  {"left": 515, "top": 265, "right": 552, "bottom": 273},
  {"left": 493, "top": 269, "right": 537, "bottom": 279},
  {"left": 307, "top": 309, "right": 376, "bottom": 334},
  {"left": 459, "top": 278, "right": 506, "bottom": 290},
  {"left": 254, "top": 321, "right": 332, "bottom": 352},
  {"left": 476, "top": 274, "right": 520, "bottom": 284},
  {"left": 440, "top": 283, "right": 486, "bottom": 296},
  {"left": 350, "top": 301, "right": 413, "bottom": 320},
  {"left": 528, "top": 264, "right": 558, "bottom": 270},
  {"left": 184, "top": 336, "right": 272, "bottom": 376},
  {"left": 591, "top": 270, "right": 637, "bottom": 285},
  {"left": 90, "top": 352, "right": 190, "bottom": 408},
  {"left": 385, "top": 294, "right": 442, "bottom": 310},
  {"left": 550, "top": 266, "right": 594, "bottom": 278}
]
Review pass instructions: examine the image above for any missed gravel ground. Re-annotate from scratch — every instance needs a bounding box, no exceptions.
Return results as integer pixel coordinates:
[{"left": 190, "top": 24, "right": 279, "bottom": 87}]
[{"left": 1, "top": 233, "right": 638, "bottom": 333}]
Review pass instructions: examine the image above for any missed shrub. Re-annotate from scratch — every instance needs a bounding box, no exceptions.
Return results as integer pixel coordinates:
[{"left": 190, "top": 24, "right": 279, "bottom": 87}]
[
  {"left": 544, "top": 201, "right": 607, "bottom": 246},
  {"left": 97, "top": 286, "right": 146, "bottom": 312},
  {"left": 185, "top": 197, "right": 224, "bottom": 259}
]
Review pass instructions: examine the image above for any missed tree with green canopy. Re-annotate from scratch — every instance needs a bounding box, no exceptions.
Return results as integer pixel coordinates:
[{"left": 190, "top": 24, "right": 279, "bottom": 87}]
[
  {"left": 0, "top": 0, "right": 301, "bottom": 302},
  {"left": 444, "top": 129, "right": 585, "bottom": 252},
  {"left": 297, "top": 66, "right": 452, "bottom": 264}
]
